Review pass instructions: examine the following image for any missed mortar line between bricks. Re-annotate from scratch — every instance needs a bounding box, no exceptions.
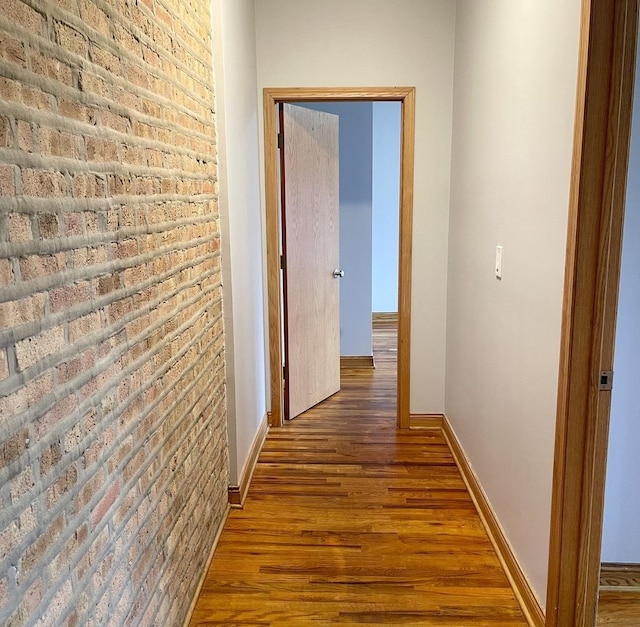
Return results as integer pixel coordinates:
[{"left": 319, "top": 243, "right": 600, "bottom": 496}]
[
  {"left": 0, "top": 219, "right": 220, "bottom": 300},
  {"left": 13, "top": 0, "right": 217, "bottom": 113},
  {"left": 0, "top": 303, "right": 223, "bottom": 548},
  {"left": 0, "top": 208, "right": 218, "bottom": 257},
  {"left": 0, "top": 139, "right": 215, "bottom": 180},
  {"left": 131, "top": 0, "right": 214, "bottom": 54},
  {"left": 73, "top": 385, "right": 227, "bottom": 627},
  {"left": 0, "top": 57, "right": 216, "bottom": 147},
  {"left": 0, "top": 263, "right": 219, "bottom": 376},
  {"left": 0, "top": 274, "right": 222, "bottom": 447},
  {"left": 0, "top": 57, "right": 214, "bottom": 151},
  {"left": 0, "top": 246, "right": 219, "bottom": 359},
  {"left": 0, "top": 230, "right": 218, "bottom": 308},
  {"left": 0, "top": 191, "right": 217, "bottom": 216},
  {"left": 4, "top": 356, "right": 226, "bottom": 627},
  {"left": 0, "top": 271, "right": 220, "bottom": 430}
]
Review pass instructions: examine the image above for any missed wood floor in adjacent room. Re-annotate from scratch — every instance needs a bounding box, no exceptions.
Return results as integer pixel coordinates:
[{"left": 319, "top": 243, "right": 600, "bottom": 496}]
[
  {"left": 598, "top": 565, "right": 640, "bottom": 626},
  {"left": 190, "top": 319, "right": 527, "bottom": 626}
]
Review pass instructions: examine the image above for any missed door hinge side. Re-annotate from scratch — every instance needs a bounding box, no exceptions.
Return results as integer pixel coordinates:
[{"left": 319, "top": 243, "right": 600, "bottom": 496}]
[
  {"left": 277, "top": 132, "right": 284, "bottom": 149},
  {"left": 599, "top": 370, "right": 613, "bottom": 391},
  {"left": 280, "top": 254, "right": 286, "bottom": 270},
  {"left": 282, "top": 364, "right": 287, "bottom": 380}
]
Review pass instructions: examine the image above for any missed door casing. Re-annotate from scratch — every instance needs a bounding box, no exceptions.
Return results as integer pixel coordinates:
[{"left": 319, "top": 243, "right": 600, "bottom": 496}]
[
  {"left": 263, "top": 87, "right": 416, "bottom": 429},
  {"left": 546, "top": 1, "right": 638, "bottom": 625}
]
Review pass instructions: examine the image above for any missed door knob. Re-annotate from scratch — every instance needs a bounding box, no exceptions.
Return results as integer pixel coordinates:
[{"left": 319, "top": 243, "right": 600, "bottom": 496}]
[{"left": 333, "top": 269, "right": 344, "bottom": 278}]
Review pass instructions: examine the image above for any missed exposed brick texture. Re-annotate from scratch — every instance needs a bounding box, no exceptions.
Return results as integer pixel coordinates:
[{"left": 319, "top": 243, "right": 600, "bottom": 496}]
[{"left": 0, "top": 0, "right": 228, "bottom": 624}]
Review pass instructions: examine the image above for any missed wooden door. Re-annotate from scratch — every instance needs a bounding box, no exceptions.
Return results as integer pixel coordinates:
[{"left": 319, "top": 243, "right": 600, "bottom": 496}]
[{"left": 280, "top": 103, "right": 340, "bottom": 419}]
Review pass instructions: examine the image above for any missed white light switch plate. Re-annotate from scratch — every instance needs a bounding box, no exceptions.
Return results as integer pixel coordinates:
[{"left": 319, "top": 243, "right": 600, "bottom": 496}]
[{"left": 495, "top": 246, "right": 503, "bottom": 279}]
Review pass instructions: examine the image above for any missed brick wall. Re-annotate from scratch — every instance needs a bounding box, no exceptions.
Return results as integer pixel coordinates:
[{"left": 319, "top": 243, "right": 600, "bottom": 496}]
[{"left": 0, "top": 0, "right": 228, "bottom": 624}]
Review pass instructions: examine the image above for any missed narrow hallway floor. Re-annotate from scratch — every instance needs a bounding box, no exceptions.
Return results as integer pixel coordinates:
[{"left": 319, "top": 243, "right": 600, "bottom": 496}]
[{"left": 189, "top": 318, "right": 527, "bottom": 626}]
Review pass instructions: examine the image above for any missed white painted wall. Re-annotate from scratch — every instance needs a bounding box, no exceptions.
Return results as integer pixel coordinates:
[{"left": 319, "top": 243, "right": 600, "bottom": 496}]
[
  {"left": 372, "top": 102, "right": 401, "bottom": 313},
  {"left": 300, "top": 102, "right": 374, "bottom": 357},
  {"left": 255, "top": 0, "right": 456, "bottom": 412},
  {"left": 445, "top": 0, "right": 581, "bottom": 603},
  {"left": 212, "top": 0, "right": 266, "bottom": 485},
  {"left": 601, "top": 41, "right": 640, "bottom": 564}
]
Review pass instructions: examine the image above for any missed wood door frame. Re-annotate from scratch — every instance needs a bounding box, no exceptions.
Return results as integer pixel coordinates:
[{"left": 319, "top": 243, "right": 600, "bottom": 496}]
[
  {"left": 263, "top": 87, "right": 416, "bottom": 429},
  {"left": 546, "top": 1, "right": 638, "bottom": 625}
]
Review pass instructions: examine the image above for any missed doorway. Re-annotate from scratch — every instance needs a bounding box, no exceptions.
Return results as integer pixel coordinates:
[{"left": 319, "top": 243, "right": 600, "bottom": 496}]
[
  {"left": 263, "top": 87, "right": 416, "bottom": 429},
  {"left": 281, "top": 100, "right": 401, "bottom": 422},
  {"left": 546, "top": 1, "right": 638, "bottom": 625}
]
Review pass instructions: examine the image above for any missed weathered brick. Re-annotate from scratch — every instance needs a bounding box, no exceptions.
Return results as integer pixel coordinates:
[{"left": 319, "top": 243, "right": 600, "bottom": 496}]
[
  {"left": 57, "top": 349, "right": 95, "bottom": 384},
  {"left": 17, "top": 120, "right": 34, "bottom": 152},
  {"left": 46, "top": 463, "right": 78, "bottom": 508},
  {"left": 55, "top": 22, "right": 88, "bottom": 57},
  {"left": 21, "top": 85, "right": 54, "bottom": 111},
  {"left": 91, "top": 480, "right": 119, "bottom": 527},
  {"left": 19, "top": 578, "right": 42, "bottom": 621},
  {"left": 9, "top": 464, "right": 35, "bottom": 503},
  {"left": 68, "top": 311, "right": 102, "bottom": 342},
  {"left": 84, "top": 211, "right": 99, "bottom": 234},
  {"left": 97, "top": 272, "right": 121, "bottom": 295},
  {"left": 22, "top": 169, "right": 66, "bottom": 197},
  {"left": 0, "top": 428, "right": 28, "bottom": 467},
  {"left": 30, "top": 51, "right": 73, "bottom": 85},
  {"left": 8, "top": 213, "right": 31, "bottom": 242},
  {"left": 86, "top": 137, "right": 118, "bottom": 162},
  {"left": 34, "top": 577, "right": 71, "bottom": 626},
  {"left": 58, "top": 99, "right": 92, "bottom": 123},
  {"left": 72, "top": 173, "right": 106, "bottom": 198},
  {"left": 0, "top": 164, "right": 15, "bottom": 195},
  {"left": 0, "top": 33, "right": 26, "bottom": 66},
  {"left": 19, "top": 253, "right": 66, "bottom": 281},
  {"left": 39, "top": 128, "right": 77, "bottom": 158},
  {"left": 79, "top": 0, "right": 111, "bottom": 36},
  {"left": 73, "top": 469, "right": 105, "bottom": 516},
  {"left": 0, "top": 576, "right": 7, "bottom": 609},
  {"left": 78, "top": 71, "right": 110, "bottom": 98},
  {"left": 38, "top": 212, "right": 60, "bottom": 238},
  {"left": 15, "top": 325, "right": 65, "bottom": 371},
  {"left": 0, "top": 372, "right": 54, "bottom": 418},
  {"left": 0, "top": 347, "right": 8, "bottom": 381},
  {"left": 49, "top": 281, "right": 91, "bottom": 313},
  {"left": 3, "top": 1, "right": 45, "bottom": 36},
  {"left": 33, "top": 395, "right": 77, "bottom": 441},
  {"left": 91, "top": 44, "right": 120, "bottom": 74},
  {"left": 0, "top": 115, "right": 10, "bottom": 148},
  {"left": 0, "top": 258, "right": 14, "bottom": 286},
  {"left": 0, "top": 293, "right": 46, "bottom": 327}
]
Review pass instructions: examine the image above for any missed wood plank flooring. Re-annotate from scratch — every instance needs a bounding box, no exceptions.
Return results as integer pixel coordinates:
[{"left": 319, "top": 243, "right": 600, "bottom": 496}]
[
  {"left": 598, "top": 564, "right": 640, "bottom": 625},
  {"left": 190, "top": 320, "right": 527, "bottom": 626}
]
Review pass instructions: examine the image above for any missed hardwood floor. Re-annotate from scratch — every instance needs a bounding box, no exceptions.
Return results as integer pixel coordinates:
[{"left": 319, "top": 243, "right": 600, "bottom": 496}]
[
  {"left": 598, "top": 564, "right": 640, "bottom": 626},
  {"left": 597, "top": 592, "right": 640, "bottom": 626},
  {"left": 190, "top": 320, "right": 527, "bottom": 626}
]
